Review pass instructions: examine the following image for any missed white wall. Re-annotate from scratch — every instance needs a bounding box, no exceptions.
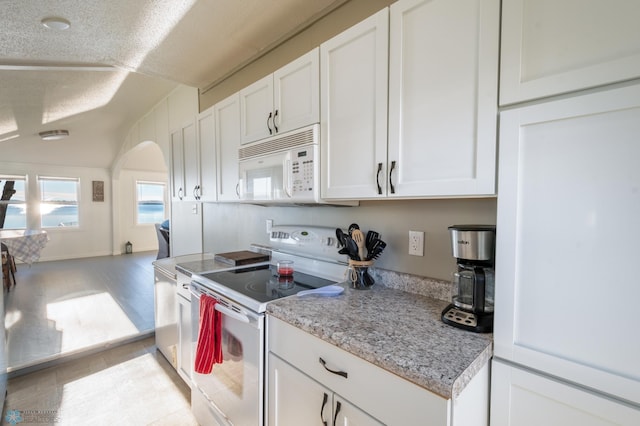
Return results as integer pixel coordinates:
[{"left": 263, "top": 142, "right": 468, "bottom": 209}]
[{"left": 0, "top": 161, "right": 112, "bottom": 261}]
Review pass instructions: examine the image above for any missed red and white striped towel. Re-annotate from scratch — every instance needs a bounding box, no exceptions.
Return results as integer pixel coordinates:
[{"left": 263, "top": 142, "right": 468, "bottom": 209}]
[{"left": 194, "top": 294, "right": 223, "bottom": 374}]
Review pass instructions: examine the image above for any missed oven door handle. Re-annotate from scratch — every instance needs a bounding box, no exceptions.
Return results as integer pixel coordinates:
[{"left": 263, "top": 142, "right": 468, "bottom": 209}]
[{"left": 215, "top": 303, "right": 250, "bottom": 323}]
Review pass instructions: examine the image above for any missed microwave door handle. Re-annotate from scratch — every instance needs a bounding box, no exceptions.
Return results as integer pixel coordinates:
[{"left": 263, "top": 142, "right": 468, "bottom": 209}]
[{"left": 284, "top": 158, "right": 292, "bottom": 198}]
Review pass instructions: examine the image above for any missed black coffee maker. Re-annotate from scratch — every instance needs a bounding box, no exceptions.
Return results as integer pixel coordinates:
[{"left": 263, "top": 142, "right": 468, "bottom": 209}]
[{"left": 441, "top": 225, "right": 496, "bottom": 333}]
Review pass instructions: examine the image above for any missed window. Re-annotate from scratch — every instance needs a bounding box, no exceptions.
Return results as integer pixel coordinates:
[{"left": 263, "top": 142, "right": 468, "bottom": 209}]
[
  {"left": 39, "top": 177, "right": 79, "bottom": 228},
  {"left": 0, "top": 175, "right": 27, "bottom": 229},
  {"left": 136, "top": 181, "right": 166, "bottom": 224}
]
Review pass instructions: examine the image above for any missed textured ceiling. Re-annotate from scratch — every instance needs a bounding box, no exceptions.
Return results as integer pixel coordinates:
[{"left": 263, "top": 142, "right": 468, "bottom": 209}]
[{"left": 0, "top": 0, "right": 347, "bottom": 169}]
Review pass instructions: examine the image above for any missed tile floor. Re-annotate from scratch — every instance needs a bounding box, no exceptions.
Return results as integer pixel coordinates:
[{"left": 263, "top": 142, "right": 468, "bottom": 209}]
[
  {"left": 4, "top": 337, "right": 198, "bottom": 425},
  {"left": 2, "top": 252, "right": 198, "bottom": 425}
]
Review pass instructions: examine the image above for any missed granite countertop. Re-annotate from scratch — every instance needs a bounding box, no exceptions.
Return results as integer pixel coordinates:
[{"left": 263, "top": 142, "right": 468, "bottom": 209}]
[{"left": 266, "top": 282, "right": 493, "bottom": 400}]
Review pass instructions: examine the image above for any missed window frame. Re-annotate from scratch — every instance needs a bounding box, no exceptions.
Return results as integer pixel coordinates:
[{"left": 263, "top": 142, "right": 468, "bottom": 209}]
[
  {"left": 135, "top": 180, "right": 167, "bottom": 225},
  {"left": 38, "top": 176, "right": 80, "bottom": 229},
  {"left": 0, "top": 174, "right": 28, "bottom": 230}
]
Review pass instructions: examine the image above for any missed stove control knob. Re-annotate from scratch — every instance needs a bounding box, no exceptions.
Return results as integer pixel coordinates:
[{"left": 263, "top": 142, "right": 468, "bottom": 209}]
[{"left": 325, "top": 237, "right": 335, "bottom": 246}]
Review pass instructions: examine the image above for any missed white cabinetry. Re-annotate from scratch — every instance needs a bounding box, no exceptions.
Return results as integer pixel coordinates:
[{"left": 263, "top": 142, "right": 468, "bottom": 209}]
[
  {"left": 176, "top": 271, "right": 192, "bottom": 387},
  {"left": 196, "top": 107, "right": 217, "bottom": 202},
  {"left": 240, "top": 48, "right": 319, "bottom": 145},
  {"left": 170, "top": 120, "right": 198, "bottom": 201},
  {"left": 320, "top": 9, "right": 389, "bottom": 199},
  {"left": 215, "top": 92, "right": 241, "bottom": 202},
  {"left": 491, "top": 360, "right": 640, "bottom": 426},
  {"left": 267, "top": 316, "right": 489, "bottom": 426},
  {"left": 269, "top": 354, "right": 381, "bottom": 426},
  {"left": 500, "top": 0, "right": 640, "bottom": 105},
  {"left": 387, "top": 0, "right": 499, "bottom": 197},
  {"left": 321, "top": 0, "right": 499, "bottom": 200},
  {"left": 492, "top": 84, "right": 640, "bottom": 422}
]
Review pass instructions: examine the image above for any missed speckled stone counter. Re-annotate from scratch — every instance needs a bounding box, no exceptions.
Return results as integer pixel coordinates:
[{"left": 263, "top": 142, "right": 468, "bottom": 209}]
[{"left": 267, "top": 281, "right": 493, "bottom": 399}]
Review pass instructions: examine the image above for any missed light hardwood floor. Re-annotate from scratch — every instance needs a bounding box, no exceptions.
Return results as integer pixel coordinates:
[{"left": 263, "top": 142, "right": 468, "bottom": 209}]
[
  {"left": 6, "top": 252, "right": 157, "bottom": 372},
  {"left": 3, "top": 252, "right": 198, "bottom": 425}
]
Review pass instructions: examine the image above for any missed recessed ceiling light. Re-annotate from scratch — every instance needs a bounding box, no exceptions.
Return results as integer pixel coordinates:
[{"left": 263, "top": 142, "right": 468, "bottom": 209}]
[
  {"left": 41, "top": 17, "right": 71, "bottom": 31},
  {"left": 39, "top": 130, "right": 69, "bottom": 140}
]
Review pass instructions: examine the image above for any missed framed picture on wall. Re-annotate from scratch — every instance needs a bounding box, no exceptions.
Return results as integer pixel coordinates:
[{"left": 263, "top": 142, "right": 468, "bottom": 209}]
[{"left": 92, "top": 180, "right": 104, "bottom": 202}]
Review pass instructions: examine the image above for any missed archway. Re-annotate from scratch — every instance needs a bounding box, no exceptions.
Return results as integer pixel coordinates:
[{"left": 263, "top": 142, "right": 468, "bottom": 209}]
[{"left": 111, "top": 141, "right": 169, "bottom": 254}]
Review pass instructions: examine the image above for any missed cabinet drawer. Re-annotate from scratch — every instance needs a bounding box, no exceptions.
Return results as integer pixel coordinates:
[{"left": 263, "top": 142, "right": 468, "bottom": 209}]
[{"left": 268, "top": 316, "right": 449, "bottom": 425}]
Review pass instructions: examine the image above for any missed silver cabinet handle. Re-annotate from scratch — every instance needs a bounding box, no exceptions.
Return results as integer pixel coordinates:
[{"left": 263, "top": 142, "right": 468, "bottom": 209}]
[{"left": 178, "top": 187, "right": 183, "bottom": 200}]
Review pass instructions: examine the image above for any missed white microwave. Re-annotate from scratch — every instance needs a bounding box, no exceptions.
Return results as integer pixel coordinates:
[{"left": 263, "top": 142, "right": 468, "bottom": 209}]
[{"left": 238, "top": 124, "right": 322, "bottom": 204}]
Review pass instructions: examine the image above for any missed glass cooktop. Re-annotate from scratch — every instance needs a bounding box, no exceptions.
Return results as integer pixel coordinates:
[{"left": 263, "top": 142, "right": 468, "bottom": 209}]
[{"left": 197, "top": 264, "right": 337, "bottom": 311}]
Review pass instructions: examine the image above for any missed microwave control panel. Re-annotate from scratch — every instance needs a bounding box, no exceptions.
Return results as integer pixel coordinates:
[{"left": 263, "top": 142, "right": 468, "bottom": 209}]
[{"left": 291, "top": 147, "right": 315, "bottom": 195}]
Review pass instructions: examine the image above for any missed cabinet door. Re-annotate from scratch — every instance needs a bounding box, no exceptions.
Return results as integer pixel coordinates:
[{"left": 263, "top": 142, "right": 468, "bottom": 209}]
[
  {"left": 268, "top": 353, "right": 332, "bottom": 426},
  {"left": 388, "top": 0, "right": 499, "bottom": 197},
  {"left": 176, "top": 293, "right": 192, "bottom": 387},
  {"left": 240, "top": 74, "right": 274, "bottom": 144},
  {"left": 500, "top": 0, "right": 640, "bottom": 105},
  {"left": 320, "top": 8, "right": 389, "bottom": 199},
  {"left": 335, "top": 395, "right": 384, "bottom": 426},
  {"left": 274, "top": 48, "right": 320, "bottom": 135},
  {"left": 182, "top": 121, "right": 199, "bottom": 200},
  {"left": 494, "top": 84, "right": 640, "bottom": 404},
  {"left": 170, "top": 128, "right": 184, "bottom": 201},
  {"left": 197, "top": 107, "right": 217, "bottom": 201},
  {"left": 491, "top": 360, "right": 640, "bottom": 426},
  {"left": 215, "top": 93, "right": 241, "bottom": 202}
]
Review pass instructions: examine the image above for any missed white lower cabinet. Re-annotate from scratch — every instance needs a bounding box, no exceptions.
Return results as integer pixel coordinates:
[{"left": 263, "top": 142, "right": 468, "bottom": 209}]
[
  {"left": 267, "top": 316, "right": 489, "bottom": 426},
  {"left": 176, "top": 272, "right": 192, "bottom": 387},
  {"left": 269, "top": 353, "right": 382, "bottom": 426},
  {"left": 491, "top": 360, "right": 640, "bottom": 426}
]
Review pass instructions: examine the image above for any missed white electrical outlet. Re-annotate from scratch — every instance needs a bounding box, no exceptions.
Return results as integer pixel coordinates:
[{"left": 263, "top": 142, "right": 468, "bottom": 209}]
[
  {"left": 409, "top": 230, "right": 424, "bottom": 256},
  {"left": 266, "top": 219, "right": 273, "bottom": 234}
]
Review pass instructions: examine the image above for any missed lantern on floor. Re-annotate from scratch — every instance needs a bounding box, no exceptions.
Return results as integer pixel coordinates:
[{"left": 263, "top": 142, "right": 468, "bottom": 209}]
[{"left": 125, "top": 241, "right": 133, "bottom": 254}]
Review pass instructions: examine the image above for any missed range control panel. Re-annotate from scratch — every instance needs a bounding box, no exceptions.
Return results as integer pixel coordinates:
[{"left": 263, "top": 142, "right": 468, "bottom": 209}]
[{"left": 269, "top": 226, "right": 343, "bottom": 262}]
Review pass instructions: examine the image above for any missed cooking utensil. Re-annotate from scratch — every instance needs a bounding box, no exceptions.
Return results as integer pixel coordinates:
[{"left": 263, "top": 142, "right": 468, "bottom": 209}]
[
  {"left": 366, "top": 239, "right": 386, "bottom": 260},
  {"left": 348, "top": 223, "right": 359, "bottom": 235},
  {"left": 335, "top": 228, "right": 346, "bottom": 248},
  {"left": 344, "top": 235, "right": 359, "bottom": 261},
  {"left": 297, "top": 285, "right": 344, "bottom": 297},
  {"left": 352, "top": 229, "right": 365, "bottom": 261},
  {"left": 365, "top": 230, "right": 379, "bottom": 252}
]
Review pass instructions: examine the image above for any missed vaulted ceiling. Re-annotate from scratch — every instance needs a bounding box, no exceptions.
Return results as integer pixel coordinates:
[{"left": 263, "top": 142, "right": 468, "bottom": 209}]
[{"left": 0, "top": 0, "right": 347, "bottom": 169}]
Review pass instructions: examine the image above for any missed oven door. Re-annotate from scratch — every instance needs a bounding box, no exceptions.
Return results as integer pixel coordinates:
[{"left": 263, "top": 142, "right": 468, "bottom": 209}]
[{"left": 190, "top": 281, "right": 264, "bottom": 426}]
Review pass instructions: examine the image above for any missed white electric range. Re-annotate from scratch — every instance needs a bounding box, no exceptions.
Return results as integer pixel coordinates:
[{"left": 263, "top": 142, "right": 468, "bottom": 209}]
[{"left": 189, "top": 225, "right": 348, "bottom": 426}]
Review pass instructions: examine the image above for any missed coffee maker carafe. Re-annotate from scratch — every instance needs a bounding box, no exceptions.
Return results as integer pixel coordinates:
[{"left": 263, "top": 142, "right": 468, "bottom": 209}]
[{"left": 441, "top": 225, "right": 496, "bottom": 333}]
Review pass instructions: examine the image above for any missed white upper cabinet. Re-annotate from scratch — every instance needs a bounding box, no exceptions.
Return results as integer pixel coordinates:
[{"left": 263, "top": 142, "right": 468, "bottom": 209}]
[
  {"left": 170, "top": 128, "right": 185, "bottom": 201},
  {"left": 322, "top": 0, "right": 499, "bottom": 200},
  {"left": 170, "top": 120, "right": 198, "bottom": 201},
  {"left": 320, "top": 9, "right": 389, "bottom": 199},
  {"left": 196, "top": 107, "right": 217, "bottom": 202},
  {"left": 240, "top": 48, "right": 319, "bottom": 145},
  {"left": 215, "top": 92, "right": 241, "bottom": 202},
  {"left": 388, "top": 0, "right": 500, "bottom": 197},
  {"left": 500, "top": 0, "right": 640, "bottom": 105}
]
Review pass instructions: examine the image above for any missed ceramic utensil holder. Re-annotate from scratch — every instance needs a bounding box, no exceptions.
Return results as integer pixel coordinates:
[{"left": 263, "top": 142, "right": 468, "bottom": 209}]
[{"left": 348, "top": 259, "right": 374, "bottom": 289}]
